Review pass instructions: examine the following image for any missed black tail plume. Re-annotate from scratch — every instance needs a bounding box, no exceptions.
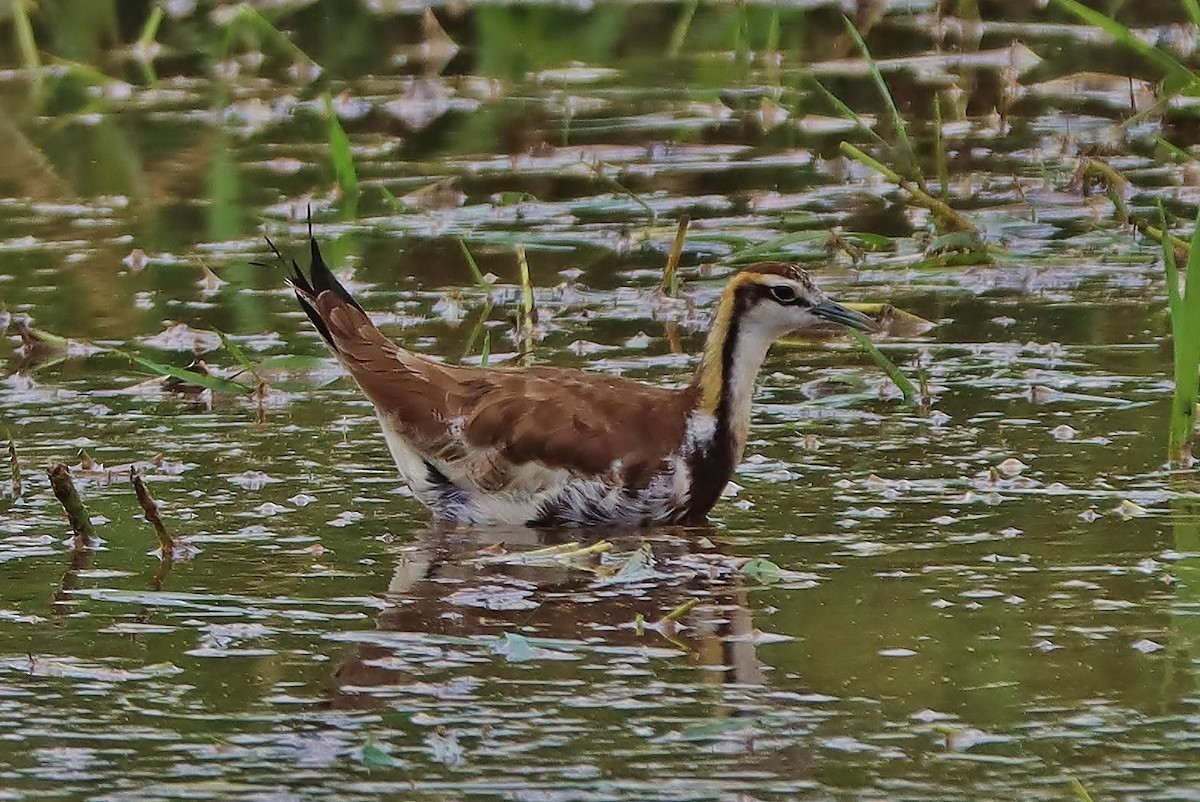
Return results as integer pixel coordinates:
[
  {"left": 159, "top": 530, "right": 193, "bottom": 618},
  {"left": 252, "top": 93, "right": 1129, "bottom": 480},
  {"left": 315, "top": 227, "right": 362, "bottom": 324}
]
[
  {"left": 305, "top": 236, "right": 364, "bottom": 312},
  {"left": 262, "top": 233, "right": 364, "bottom": 350}
]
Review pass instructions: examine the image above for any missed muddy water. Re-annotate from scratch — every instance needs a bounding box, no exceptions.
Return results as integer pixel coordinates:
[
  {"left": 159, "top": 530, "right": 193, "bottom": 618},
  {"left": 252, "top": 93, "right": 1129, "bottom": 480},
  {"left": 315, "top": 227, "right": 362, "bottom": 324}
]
[{"left": 1, "top": 2, "right": 1199, "bottom": 800}]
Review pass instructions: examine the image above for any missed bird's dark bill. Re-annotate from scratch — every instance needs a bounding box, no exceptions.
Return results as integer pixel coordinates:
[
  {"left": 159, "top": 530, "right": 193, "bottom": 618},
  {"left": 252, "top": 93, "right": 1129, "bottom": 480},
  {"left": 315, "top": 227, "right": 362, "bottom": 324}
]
[{"left": 810, "top": 299, "right": 876, "bottom": 331}]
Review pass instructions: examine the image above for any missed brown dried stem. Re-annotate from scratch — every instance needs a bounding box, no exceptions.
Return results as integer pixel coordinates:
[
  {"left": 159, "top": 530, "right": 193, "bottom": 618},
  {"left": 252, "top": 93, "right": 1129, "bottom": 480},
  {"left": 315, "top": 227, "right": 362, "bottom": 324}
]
[
  {"left": 131, "top": 470, "right": 173, "bottom": 552},
  {"left": 48, "top": 463, "right": 95, "bottom": 549}
]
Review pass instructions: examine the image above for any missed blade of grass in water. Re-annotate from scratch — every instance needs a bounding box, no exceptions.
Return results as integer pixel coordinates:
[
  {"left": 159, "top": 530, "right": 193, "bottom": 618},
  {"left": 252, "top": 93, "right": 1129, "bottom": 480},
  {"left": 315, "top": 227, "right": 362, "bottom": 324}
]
[
  {"left": 848, "top": 329, "right": 917, "bottom": 406},
  {"left": 121, "top": 351, "right": 254, "bottom": 395},
  {"left": 136, "top": 5, "right": 163, "bottom": 53},
  {"left": 216, "top": 329, "right": 262, "bottom": 382},
  {"left": 807, "top": 76, "right": 890, "bottom": 154},
  {"left": 667, "top": 0, "right": 698, "bottom": 56},
  {"left": 1069, "top": 779, "right": 1095, "bottom": 802},
  {"left": 324, "top": 93, "right": 358, "bottom": 198},
  {"left": 226, "top": 4, "right": 319, "bottom": 74},
  {"left": 1160, "top": 203, "right": 1200, "bottom": 464},
  {"left": 14, "top": 0, "right": 41, "bottom": 73},
  {"left": 458, "top": 239, "right": 492, "bottom": 296},
  {"left": 1156, "top": 137, "right": 1196, "bottom": 163},
  {"left": 1186, "top": 0, "right": 1200, "bottom": 28},
  {"left": 934, "top": 93, "right": 948, "bottom": 197},
  {"left": 841, "top": 16, "right": 917, "bottom": 181}
]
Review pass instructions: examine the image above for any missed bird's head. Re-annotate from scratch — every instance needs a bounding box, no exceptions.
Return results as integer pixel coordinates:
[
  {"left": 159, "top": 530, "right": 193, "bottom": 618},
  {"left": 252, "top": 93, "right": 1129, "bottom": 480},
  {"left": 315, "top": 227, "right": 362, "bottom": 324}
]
[{"left": 724, "top": 262, "right": 875, "bottom": 339}]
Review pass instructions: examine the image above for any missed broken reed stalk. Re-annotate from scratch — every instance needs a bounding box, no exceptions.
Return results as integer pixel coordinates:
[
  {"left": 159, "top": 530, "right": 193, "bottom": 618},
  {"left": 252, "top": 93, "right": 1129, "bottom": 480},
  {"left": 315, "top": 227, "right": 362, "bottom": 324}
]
[
  {"left": 839, "top": 142, "right": 978, "bottom": 234},
  {"left": 131, "top": 470, "right": 174, "bottom": 552},
  {"left": 48, "top": 463, "right": 95, "bottom": 549},
  {"left": 8, "top": 438, "right": 20, "bottom": 498},
  {"left": 661, "top": 215, "right": 690, "bottom": 297}
]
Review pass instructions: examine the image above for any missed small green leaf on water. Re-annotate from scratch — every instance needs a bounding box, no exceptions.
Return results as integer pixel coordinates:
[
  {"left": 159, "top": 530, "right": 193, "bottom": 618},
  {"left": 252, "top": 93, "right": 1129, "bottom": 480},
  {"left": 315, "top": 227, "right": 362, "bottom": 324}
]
[
  {"left": 496, "top": 632, "right": 534, "bottom": 663},
  {"left": 360, "top": 741, "right": 399, "bottom": 769},
  {"left": 741, "top": 558, "right": 781, "bottom": 585},
  {"left": 607, "top": 543, "right": 655, "bottom": 584},
  {"left": 1069, "top": 779, "right": 1095, "bottom": 802},
  {"left": 659, "top": 716, "right": 761, "bottom": 743},
  {"left": 1115, "top": 499, "right": 1149, "bottom": 520}
]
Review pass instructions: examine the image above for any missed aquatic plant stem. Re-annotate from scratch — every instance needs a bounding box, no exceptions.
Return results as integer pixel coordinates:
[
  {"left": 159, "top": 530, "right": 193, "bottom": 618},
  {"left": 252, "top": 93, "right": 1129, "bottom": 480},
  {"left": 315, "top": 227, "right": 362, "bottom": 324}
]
[
  {"left": 839, "top": 142, "right": 977, "bottom": 234},
  {"left": 132, "top": 470, "right": 174, "bottom": 553},
  {"left": 8, "top": 438, "right": 20, "bottom": 498},
  {"left": 1160, "top": 205, "right": 1200, "bottom": 465},
  {"left": 848, "top": 329, "right": 919, "bottom": 407},
  {"left": 48, "top": 463, "right": 96, "bottom": 549},
  {"left": 661, "top": 215, "right": 690, "bottom": 297}
]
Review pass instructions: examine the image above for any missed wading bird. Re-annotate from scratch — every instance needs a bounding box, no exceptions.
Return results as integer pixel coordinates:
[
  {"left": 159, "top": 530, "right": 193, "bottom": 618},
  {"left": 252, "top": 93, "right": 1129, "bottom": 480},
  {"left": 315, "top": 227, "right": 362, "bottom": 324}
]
[{"left": 284, "top": 238, "right": 874, "bottom": 527}]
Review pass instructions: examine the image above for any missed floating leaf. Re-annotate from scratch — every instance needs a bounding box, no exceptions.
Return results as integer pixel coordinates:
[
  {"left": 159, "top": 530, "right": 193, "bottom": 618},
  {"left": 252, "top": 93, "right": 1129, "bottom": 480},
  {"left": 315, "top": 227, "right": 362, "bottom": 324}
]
[
  {"left": 657, "top": 717, "right": 761, "bottom": 743},
  {"left": 741, "top": 558, "right": 781, "bottom": 585},
  {"left": 495, "top": 632, "right": 534, "bottom": 663},
  {"left": 603, "top": 543, "right": 655, "bottom": 585},
  {"left": 360, "top": 741, "right": 400, "bottom": 769}
]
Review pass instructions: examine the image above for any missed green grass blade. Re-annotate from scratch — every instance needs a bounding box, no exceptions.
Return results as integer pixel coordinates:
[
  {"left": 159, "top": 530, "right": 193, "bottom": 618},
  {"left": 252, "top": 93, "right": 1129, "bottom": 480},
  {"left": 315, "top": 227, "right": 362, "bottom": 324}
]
[
  {"left": 1186, "top": 0, "right": 1200, "bottom": 28},
  {"left": 842, "top": 16, "right": 915, "bottom": 176},
  {"left": 458, "top": 239, "right": 492, "bottom": 294},
  {"left": 229, "top": 3, "right": 318, "bottom": 72},
  {"left": 136, "top": 5, "right": 164, "bottom": 52},
  {"left": 324, "top": 93, "right": 359, "bottom": 198},
  {"left": 120, "top": 351, "right": 253, "bottom": 395},
  {"left": 216, "top": 329, "right": 261, "bottom": 381},
  {"left": 1156, "top": 136, "right": 1195, "bottom": 163},
  {"left": 14, "top": 0, "right": 41, "bottom": 73},
  {"left": 516, "top": 245, "right": 534, "bottom": 365},
  {"left": 848, "top": 329, "right": 917, "bottom": 406},
  {"left": 1068, "top": 779, "right": 1095, "bottom": 802},
  {"left": 479, "top": 329, "right": 491, "bottom": 367},
  {"left": 667, "top": 0, "right": 698, "bottom": 56},
  {"left": 807, "top": 75, "right": 890, "bottom": 153}
]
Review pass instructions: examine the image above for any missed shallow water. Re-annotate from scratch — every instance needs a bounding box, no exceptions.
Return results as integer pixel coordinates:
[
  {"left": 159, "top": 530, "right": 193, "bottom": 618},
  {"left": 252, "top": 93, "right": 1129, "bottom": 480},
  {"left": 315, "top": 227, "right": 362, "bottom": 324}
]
[{"left": 2, "top": 2, "right": 1200, "bottom": 800}]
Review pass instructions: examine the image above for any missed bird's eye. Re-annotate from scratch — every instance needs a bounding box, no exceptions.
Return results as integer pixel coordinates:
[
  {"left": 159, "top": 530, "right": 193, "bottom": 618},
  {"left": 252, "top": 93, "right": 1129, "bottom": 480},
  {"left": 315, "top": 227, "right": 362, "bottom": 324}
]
[{"left": 770, "top": 285, "right": 797, "bottom": 303}]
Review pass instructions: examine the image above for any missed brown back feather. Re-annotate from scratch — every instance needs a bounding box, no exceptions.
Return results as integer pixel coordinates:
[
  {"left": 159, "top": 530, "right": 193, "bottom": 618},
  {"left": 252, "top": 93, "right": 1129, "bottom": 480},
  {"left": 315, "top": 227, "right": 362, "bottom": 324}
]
[{"left": 312, "top": 291, "right": 695, "bottom": 490}]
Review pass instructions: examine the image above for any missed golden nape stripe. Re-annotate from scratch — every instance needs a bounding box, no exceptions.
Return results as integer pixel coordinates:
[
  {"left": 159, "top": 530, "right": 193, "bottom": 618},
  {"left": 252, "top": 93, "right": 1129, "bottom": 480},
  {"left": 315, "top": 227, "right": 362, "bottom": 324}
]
[{"left": 695, "top": 275, "right": 742, "bottom": 416}]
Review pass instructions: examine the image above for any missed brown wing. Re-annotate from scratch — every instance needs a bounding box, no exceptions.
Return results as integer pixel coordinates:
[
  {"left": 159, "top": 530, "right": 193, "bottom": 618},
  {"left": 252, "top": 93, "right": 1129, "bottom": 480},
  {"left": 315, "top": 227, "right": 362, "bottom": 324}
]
[
  {"left": 304, "top": 283, "right": 692, "bottom": 496},
  {"left": 455, "top": 368, "right": 692, "bottom": 490}
]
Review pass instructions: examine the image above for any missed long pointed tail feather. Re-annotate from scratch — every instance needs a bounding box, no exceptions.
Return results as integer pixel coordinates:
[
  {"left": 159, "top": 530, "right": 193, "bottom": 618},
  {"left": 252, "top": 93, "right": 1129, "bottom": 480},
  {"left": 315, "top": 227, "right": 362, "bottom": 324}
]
[{"left": 267, "top": 235, "right": 364, "bottom": 351}]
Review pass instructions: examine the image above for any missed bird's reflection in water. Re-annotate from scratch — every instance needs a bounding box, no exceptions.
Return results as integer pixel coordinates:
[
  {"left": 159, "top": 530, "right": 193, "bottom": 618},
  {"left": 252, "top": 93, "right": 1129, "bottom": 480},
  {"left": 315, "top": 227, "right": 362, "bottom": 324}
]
[{"left": 329, "top": 523, "right": 768, "bottom": 708}]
